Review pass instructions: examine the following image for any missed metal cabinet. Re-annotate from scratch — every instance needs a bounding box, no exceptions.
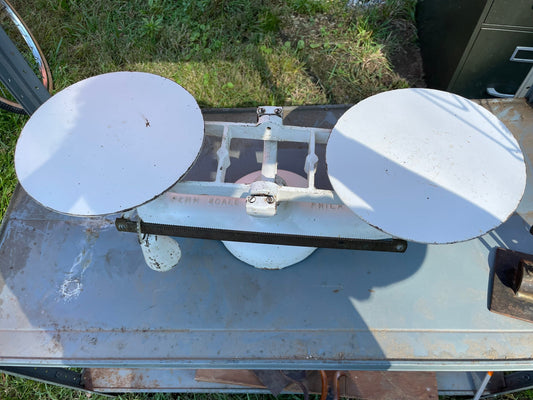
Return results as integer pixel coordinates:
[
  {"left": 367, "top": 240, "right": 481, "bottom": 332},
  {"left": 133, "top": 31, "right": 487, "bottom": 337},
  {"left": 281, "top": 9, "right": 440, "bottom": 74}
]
[
  {"left": 485, "top": 0, "right": 533, "bottom": 27},
  {"left": 417, "top": 0, "right": 533, "bottom": 98}
]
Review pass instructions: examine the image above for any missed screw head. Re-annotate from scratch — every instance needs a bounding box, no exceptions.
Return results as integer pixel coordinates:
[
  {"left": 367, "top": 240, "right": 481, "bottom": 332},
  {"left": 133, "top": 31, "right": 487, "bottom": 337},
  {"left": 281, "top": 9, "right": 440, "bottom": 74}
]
[{"left": 247, "top": 195, "right": 256, "bottom": 203}]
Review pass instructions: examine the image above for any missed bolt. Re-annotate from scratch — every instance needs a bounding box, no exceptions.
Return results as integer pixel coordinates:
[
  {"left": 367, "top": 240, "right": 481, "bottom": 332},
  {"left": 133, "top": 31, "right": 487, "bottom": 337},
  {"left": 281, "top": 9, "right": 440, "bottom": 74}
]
[
  {"left": 247, "top": 195, "right": 256, "bottom": 203},
  {"left": 258, "top": 107, "right": 266, "bottom": 115},
  {"left": 274, "top": 108, "right": 282, "bottom": 116},
  {"left": 266, "top": 196, "right": 275, "bottom": 204}
]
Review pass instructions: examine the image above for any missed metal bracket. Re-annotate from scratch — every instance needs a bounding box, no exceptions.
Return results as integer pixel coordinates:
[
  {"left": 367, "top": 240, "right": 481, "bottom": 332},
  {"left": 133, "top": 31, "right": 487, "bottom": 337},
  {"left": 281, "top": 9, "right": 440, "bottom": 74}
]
[
  {"left": 257, "top": 105, "right": 283, "bottom": 121},
  {"left": 246, "top": 180, "right": 279, "bottom": 217}
]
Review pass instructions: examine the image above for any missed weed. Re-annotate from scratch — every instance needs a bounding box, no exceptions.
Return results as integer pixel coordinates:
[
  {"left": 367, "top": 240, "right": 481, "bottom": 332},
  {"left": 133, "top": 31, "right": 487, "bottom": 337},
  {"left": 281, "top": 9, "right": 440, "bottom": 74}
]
[
  {"left": 288, "top": 0, "right": 330, "bottom": 15},
  {"left": 140, "top": 15, "right": 164, "bottom": 40}
]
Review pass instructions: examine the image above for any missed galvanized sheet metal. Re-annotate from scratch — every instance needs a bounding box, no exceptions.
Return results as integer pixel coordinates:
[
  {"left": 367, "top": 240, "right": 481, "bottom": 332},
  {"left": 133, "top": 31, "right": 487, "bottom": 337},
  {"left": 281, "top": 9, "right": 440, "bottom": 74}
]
[{"left": 1, "top": 102, "right": 533, "bottom": 370}]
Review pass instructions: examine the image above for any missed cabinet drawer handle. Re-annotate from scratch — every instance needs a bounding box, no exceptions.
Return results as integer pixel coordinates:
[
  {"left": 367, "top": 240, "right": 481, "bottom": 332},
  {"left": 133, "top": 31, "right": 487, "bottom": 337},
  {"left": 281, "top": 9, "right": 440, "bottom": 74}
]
[
  {"left": 487, "top": 87, "right": 514, "bottom": 98},
  {"left": 510, "top": 46, "right": 533, "bottom": 63}
]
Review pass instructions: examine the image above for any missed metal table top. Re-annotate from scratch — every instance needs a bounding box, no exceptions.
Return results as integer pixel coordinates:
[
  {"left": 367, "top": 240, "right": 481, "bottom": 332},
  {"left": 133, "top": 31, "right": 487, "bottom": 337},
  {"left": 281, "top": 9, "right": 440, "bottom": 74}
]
[{"left": 1, "top": 101, "right": 533, "bottom": 371}]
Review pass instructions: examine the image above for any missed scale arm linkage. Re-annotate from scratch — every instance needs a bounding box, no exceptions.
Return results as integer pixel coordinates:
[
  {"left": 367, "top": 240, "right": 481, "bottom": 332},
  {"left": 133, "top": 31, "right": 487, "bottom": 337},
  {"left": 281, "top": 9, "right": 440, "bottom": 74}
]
[{"left": 115, "top": 217, "right": 408, "bottom": 253}]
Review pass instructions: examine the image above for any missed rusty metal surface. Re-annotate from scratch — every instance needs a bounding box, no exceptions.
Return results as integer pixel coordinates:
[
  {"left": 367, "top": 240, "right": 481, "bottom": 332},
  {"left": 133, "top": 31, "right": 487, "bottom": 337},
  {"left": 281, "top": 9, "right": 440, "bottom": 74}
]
[
  {"left": 196, "top": 369, "right": 440, "bottom": 400},
  {"left": 489, "top": 248, "right": 533, "bottom": 322},
  {"left": 83, "top": 368, "right": 502, "bottom": 395},
  {"left": 82, "top": 368, "right": 269, "bottom": 393},
  {"left": 1, "top": 102, "right": 533, "bottom": 370}
]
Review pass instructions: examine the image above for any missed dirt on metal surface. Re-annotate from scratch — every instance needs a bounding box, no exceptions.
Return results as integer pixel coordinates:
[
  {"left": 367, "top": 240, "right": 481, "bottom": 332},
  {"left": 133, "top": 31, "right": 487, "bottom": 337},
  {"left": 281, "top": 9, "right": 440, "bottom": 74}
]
[{"left": 83, "top": 368, "right": 164, "bottom": 391}]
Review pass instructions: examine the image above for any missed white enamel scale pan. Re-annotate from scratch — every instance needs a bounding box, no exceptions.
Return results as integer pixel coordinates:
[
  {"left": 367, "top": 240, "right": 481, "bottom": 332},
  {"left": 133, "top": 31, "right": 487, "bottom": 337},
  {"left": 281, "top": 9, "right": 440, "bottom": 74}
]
[
  {"left": 15, "top": 72, "right": 204, "bottom": 216},
  {"left": 326, "top": 88, "right": 526, "bottom": 244}
]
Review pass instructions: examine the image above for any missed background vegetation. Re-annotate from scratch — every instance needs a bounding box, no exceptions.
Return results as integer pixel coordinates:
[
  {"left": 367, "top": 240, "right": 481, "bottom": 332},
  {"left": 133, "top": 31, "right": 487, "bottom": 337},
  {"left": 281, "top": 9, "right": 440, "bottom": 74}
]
[{"left": 1, "top": 0, "right": 530, "bottom": 399}]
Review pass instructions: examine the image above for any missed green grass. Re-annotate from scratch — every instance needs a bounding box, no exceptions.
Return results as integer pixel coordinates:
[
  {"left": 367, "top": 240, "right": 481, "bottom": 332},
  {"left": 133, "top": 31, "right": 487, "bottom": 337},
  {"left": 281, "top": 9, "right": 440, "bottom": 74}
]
[
  {"left": 0, "top": 112, "right": 26, "bottom": 217},
  {"left": 6, "top": 0, "right": 414, "bottom": 105}
]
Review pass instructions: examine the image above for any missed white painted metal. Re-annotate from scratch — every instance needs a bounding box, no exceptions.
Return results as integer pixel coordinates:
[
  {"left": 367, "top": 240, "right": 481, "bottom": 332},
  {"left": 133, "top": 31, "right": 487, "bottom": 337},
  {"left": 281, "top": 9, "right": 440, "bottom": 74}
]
[
  {"left": 139, "top": 233, "right": 182, "bottom": 272},
  {"left": 261, "top": 139, "right": 278, "bottom": 182},
  {"left": 137, "top": 173, "right": 390, "bottom": 239},
  {"left": 221, "top": 170, "right": 318, "bottom": 269},
  {"left": 137, "top": 181, "right": 387, "bottom": 240},
  {"left": 215, "top": 127, "right": 231, "bottom": 183},
  {"left": 137, "top": 169, "right": 391, "bottom": 269},
  {"left": 246, "top": 180, "right": 279, "bottom": 217},
  {"left": 15, "top": 72, "right": 204, "bottom": 216},
  {"left": 327, "top": 88, "right": 527, "bottom": 244},
  {"left": 222, "top": 241, "right": 315, "bottom": 270},
  {"left": 204, "top": 121, "right": 331, "bottom": 143},
  {"left": 168, "top": 181, "right": 342, "bottom": 204},
  {"left": 304, "top": 131, "right": 319, "bottom": 189},
  {"left": 168, "top": 116, "right": 334, "bottom": 204},
  {"left": 134, "top": 106, "right": 401, "bottom": 269}
]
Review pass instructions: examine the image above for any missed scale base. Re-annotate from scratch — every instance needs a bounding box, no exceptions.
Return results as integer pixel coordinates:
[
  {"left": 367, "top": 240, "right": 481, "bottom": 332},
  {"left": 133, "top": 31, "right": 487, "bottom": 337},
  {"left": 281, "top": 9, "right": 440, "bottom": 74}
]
[{"left": 222, "top": 241, "right": 316, "bottom": 269}]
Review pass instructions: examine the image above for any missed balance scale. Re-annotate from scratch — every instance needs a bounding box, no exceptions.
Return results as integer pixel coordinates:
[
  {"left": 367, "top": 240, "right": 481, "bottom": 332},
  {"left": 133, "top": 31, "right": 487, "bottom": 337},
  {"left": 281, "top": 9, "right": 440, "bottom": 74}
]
[{"left": 14, "top": 72, "right": 527, "bottom": 270}]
